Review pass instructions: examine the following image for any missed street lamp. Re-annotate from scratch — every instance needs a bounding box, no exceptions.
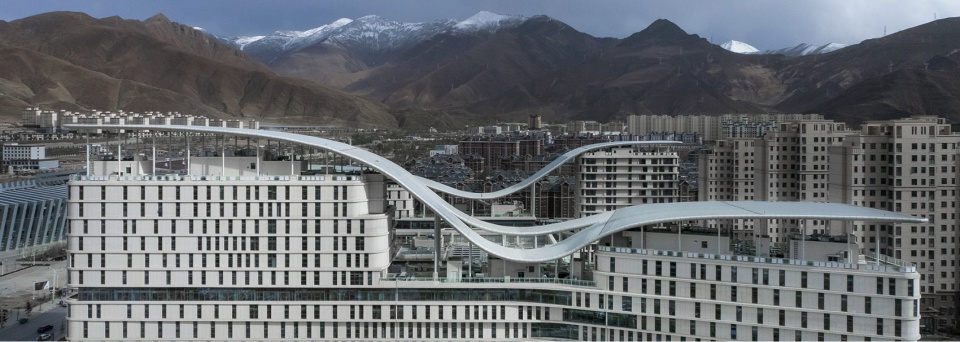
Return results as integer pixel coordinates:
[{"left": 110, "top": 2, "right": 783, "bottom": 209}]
[{"left": 48, "top": 266, "right": 58, "bottom": 304}]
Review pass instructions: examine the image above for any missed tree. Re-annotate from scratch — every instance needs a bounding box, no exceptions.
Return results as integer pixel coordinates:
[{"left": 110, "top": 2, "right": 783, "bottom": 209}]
[
  {"left": 0, "top": 309, "right": 8, "bottom": 328},
  {"left": 24, "top": 301, "right": 32, "bottom": 315}
]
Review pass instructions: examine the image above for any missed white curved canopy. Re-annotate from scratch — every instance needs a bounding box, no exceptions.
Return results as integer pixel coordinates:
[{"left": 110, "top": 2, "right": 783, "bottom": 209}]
[
  {"left": 415, "top": 139, "right": 678, "bottom": 200},
  {"left": 66, "top": 124, "right": 927, "bottom": 262}
]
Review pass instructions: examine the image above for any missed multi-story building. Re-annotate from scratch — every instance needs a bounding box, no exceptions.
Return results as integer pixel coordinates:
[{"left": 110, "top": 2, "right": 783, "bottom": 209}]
[
  {"left": 458, "top": 138, "right": 521, "bottom": 173},
  {"left": 2, "top": 143, "right": 45, "bottom": 160},
  {"left": 829, "top": 116, "right": 960, "bottom": 328},
  {"left": 577, "top": 147, "right": 679, "bottom": 217},
  {"left": 702, "top": 116, "right": 960, "bottom": 329},
  {"left": 627, "top": 113, "right": 825, "bottom": 141},
  {"left": 2, "top": 142, "right": 59, "bottom": 170},
  {"left": 699, "top": 119, "right": 851, "bottom": 243},
  {"left": 64, "top": 123, "right": 926, "bottom": 341}
]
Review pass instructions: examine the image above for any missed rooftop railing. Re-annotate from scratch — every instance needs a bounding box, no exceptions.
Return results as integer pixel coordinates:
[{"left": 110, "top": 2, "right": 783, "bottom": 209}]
[
  {"left": 70, "top": 174, "right": 365, "bottom": 182},
  {"left": 382, "top": 275, "right": 596, "bottom": 287},
  {"left": 598, "top": 246, "right": 916, "bottom": 274}
]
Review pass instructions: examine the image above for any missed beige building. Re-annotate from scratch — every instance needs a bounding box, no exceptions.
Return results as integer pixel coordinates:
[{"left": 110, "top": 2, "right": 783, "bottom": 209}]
[
  {"left": 699, "top": 119, "right": 851, "bottom": 243},
  {"left": 701, "top": 116, "right": 960, "bottom": 329},
  {"left": 627, "top": 114, "right": 825, "bottom": 141},
  {"left": 828, "top": 116, "right": 959, "bottom": 327}
]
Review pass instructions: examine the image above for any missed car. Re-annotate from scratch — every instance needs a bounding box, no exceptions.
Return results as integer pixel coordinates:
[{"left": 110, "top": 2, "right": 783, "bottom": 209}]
[
  {"left": 36, "top": 333, "right": 51, "bottom": 341},
  {"left": 18, "top": 318, "right": 28, "bottom": 324},
  {"left": 37, "top": 324, "right": 53, "bottom": 333}
]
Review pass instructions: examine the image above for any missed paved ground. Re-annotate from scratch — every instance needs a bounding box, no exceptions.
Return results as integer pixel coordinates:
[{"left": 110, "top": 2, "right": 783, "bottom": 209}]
[
  {"left": 0, "top": 305, "right": 66, "bottom": 341},
  {"left": 0, "top": 260, "right": 67, "bottom": 341}
]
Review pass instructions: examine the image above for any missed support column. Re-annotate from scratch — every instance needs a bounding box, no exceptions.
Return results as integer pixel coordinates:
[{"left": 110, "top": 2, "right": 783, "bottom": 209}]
[
  {"left": 677, "top": 221, "right": 682, "bottom": 253},
  {"left": 434, "top": 214, "right": 441, "bottom": 280},
  {"left": 150, "top": 132, "right": 156, "bottom": 176},
  {"left": 221, "top": 135, "right": 226, "bottom": 178},
  {"left": 716, "top": 222, "right": 721, "bottom": 255},
  {"left": 529, "top": 183, "right": 536, "bottom": 217},
  {"left": 186, "top": 133, "right": 191, "bottom": 174},
  {"left": 468, "top": 242, "right": 472, "bottom": 278},
  {"left": 85, "top": 132, "right": 90, "bottom": 176},
  {"left": 801, "top": 219, "right": 806, "bottom": 260},
  {"left": 876, "top": 223, "right": 882, "bottom": 265},
  {"left": 116, "top": 131, "right": 122, "bottom": 176}
]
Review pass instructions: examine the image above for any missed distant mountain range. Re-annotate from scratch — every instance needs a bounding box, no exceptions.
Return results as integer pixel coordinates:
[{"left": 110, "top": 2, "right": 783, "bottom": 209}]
[
  {"left": 719, "top": 40, "right": 849, "bottom": 56},
  {"left": 2, "top": 11, "right": 959, "bottom": 128}
]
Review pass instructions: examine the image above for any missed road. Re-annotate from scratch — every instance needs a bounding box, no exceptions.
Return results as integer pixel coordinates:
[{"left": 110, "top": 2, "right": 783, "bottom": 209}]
[{"left": 0, "top": 305, "right": 66, "bottom": 341}]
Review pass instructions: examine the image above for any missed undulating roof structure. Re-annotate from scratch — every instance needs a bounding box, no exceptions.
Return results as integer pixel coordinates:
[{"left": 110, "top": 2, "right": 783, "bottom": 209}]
[{"left": 65, "top": 124, "right": 926, "bottom": 262}]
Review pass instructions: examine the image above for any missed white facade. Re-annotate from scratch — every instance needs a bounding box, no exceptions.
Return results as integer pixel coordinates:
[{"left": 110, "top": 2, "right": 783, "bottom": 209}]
[
  {"left": 64, "top": 131, "right": 924, "bottom": 341},
  {"left": 2, "top": 143, "right": 46, "bottom": 160},
  {"left": 577, "top": 147, "right": 679, "bottom": 217}
]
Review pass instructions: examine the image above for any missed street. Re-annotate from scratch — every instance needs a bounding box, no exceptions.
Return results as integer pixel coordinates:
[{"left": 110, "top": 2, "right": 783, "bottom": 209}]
[{"left": 0, "top": 305, "right": 66, "bottom": 341}]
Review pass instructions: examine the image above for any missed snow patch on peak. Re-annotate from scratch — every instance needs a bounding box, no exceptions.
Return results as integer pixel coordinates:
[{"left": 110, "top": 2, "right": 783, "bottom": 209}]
[
  {"left": 301, "top": 18, "right": 352, "bottom": 36},
  {"left": 758, "top": 42, "right": 850, "bottom": 56},
  {"left": 720, "top": 40, "right": 759, "bottom": 54},
  {"left": 817, "top": 43, "right": 849, "bottom": 53},
  {"left": 233, "top": 36, "right": 266, "bottom": 49},
  {"left": 454, "top": 11, "right": 524, "bottom": 32}
]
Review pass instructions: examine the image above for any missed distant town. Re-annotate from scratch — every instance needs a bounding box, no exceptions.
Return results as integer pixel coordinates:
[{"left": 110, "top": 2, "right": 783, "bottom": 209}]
[{"left": 0, "top": 106, "right": 956, "bottom": 340}]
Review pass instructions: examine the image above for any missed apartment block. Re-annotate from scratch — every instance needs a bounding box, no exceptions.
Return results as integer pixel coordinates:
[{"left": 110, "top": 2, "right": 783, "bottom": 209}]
[
  {"left": 577, "top": 147, "right": 679, "bottom": 217},
  {"left": 702, "top": 116, "right": 960, "bottom": 329}
]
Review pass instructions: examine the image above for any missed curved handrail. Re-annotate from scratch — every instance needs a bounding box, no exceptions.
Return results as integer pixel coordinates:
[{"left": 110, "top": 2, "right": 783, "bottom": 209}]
[{"left": 65, "top": 124, "right": 927, "bottom": 262}]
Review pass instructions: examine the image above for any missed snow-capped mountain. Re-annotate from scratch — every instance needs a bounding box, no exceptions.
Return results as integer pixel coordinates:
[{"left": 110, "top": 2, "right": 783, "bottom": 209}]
[
  {"left": 221, "top": 11, "right": 527, "bottom": 64},
  {"left": 718, "top": 40, "right": 849, "bottom": 56},
  {"left": 453, "top": 11, "right": 526, "bottom": 33},
  {"left": 758, "top": 42, "right": 849, "bottom": 56},
  {"left": 221, "top": 18, "right": 353, "bottom": 61},
  {"left": 325, "top": 15, "right": 455, "bottom": 53},
  {"left": 720, "top": 40, "right": 759, "bottom": 54}
]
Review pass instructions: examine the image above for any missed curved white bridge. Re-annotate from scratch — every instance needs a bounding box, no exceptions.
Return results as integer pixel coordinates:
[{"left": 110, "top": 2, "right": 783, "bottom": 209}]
[{"left": 66, "top": 124, "right": 926, "bottom": 262}]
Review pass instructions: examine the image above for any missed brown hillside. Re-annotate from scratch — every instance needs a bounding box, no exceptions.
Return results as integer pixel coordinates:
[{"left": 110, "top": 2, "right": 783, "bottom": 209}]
[{"left": 0, "top": 12, "right": 396, "bottom": 127}]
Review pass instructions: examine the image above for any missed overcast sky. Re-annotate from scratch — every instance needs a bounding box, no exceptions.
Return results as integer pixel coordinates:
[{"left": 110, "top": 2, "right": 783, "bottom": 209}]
[{"left": 3, "top": 0, "right": 959, "bottom": 50}]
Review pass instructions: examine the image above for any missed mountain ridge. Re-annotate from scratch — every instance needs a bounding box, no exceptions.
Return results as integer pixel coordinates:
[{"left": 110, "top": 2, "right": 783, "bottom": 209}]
[
  {"left": 0, "top": 11, "right": 397, "bottom": 127},
  {"left": 4, "top": 11, "right": 960, "bottom": 127}
]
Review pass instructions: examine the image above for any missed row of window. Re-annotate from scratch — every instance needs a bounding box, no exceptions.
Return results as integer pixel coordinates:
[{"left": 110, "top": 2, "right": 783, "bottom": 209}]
[
  {"left": 606, "top": 258, "right": 915, "bottom": 295},
  {"left": 78, "top": 201, "right": 353, "bottom": 219},
  {"left": 75, "top": 269, "right": 376, "bottom": 286},
  {"left": 75, "top": 218, "right": 369, "bottom": 238},
  {"left": 75, "top": 234, "right": 366, "bottom": 253},
  {"left": 76, "top": 185, "right": 351, "bottom": 202},
  {"left": 73, "top": 251, "right": 371, "bottom": 270},
  {"left": 81, "top": 320, "right": 525, "bottom": 340}
]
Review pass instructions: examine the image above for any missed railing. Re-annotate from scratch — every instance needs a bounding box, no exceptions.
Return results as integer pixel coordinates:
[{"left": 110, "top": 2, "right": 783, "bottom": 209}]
[
  {"left": 70, "top": 174, "right": 365, "bottom": 182},
  {"left": 598, "top": 246, "right": 916, "bottom": 274},
  {"left": 864, "top": 254, "right": 914, "bottom": 268},
  {"left": 382, "top": 276, "right": 596, "bottom": 287}
]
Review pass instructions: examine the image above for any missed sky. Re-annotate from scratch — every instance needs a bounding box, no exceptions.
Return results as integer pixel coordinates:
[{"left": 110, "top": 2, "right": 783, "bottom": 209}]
[{"left": 2, "top": 0, "right": 960, "bottom": 50}]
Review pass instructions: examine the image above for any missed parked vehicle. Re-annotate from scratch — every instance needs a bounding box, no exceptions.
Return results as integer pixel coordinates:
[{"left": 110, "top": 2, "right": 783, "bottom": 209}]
[
  {"left": 37, "top": 333, "right": 52, "bottom": 341},
  {"left": 18, "top": 318, "right": 28, "bottom": 324},
  {"left": 37, "top": 324, "right": 53, "bottom": 333}
]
